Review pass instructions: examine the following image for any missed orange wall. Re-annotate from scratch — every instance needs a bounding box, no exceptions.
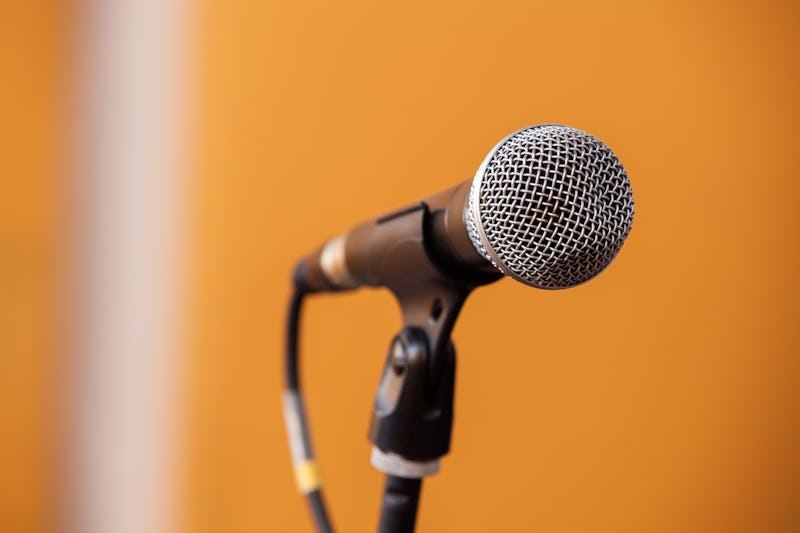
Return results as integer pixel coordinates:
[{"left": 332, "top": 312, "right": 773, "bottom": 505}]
[
  {"left": 186, "top": 1, "right": 800, "bottom": 532},
  {"left": 5, "top": 1, "right": 798, "bottom": 532},
  {"left": 0, "top": 2, "right": 64, "bottom": 532}
]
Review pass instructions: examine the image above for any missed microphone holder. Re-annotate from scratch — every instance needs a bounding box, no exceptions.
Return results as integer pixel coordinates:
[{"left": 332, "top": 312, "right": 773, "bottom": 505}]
[
  {"left": 369, "top": 327, "right": 457, "bottom": 533},
  {"left": 358, "top": 202, "right": 497, "bottom": 533}
]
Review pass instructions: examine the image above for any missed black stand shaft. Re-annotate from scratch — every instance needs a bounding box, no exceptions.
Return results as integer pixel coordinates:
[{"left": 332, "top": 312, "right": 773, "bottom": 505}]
[{"left": 378, "top": 476, "right": 422, "bottom": 533}]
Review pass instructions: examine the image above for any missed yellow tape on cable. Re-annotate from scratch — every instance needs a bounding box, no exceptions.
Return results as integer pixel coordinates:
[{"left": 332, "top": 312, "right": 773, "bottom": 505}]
[{"left": 293, "top": 459, "right": 322, "bottom": 494}]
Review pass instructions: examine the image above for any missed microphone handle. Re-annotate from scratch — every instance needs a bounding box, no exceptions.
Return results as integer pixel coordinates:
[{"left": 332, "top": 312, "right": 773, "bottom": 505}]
[{"left": 294, "top": 180, "right": 495, "bottom": 293}]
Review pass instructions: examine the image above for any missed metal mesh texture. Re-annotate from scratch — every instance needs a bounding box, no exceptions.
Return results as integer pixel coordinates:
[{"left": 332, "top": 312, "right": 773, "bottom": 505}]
[{"left": 465, "top": 125, "right": 634, "bottom": 289}]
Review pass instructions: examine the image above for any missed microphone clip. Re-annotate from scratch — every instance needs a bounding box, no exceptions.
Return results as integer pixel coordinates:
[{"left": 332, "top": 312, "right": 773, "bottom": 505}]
[
  {"left": 368, "top": 326, "right": 456, "bottom": 477},
  {"left": 363, "top": 200, "right": 478, "bottom": 477}
]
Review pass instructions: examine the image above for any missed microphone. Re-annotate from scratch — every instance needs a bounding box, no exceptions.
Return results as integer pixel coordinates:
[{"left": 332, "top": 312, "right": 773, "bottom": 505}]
[
  {"left": 294, "top": 124, "right": 634, "bottom": 293},
  {"left": 285, "top": 125, "right": 635, "bottom": 532}
]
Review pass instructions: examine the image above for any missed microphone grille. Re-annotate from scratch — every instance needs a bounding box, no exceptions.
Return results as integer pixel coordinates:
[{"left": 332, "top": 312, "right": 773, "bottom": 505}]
[{"left": 465, "top": 124, "right": 634, "bottom": 289}]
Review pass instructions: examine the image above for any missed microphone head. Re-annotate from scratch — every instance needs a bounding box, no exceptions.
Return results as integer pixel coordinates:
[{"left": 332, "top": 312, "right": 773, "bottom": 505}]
[{"left": 465, "top": 124, "right": 634, "bottom": 289}]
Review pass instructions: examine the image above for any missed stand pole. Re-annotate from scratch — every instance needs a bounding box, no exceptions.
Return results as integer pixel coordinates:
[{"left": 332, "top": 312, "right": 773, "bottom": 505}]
[{"left": 378, "top": 476, "right": 422, "bottom": 533}]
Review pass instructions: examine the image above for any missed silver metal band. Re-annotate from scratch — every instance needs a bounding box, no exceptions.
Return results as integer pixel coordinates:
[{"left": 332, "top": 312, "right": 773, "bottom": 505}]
[
  {"left": 319, "top": 235, "right": 359, "bottom": 289},
  {"left": 370, "top": 447, "right": 440, "bottom": 478}
]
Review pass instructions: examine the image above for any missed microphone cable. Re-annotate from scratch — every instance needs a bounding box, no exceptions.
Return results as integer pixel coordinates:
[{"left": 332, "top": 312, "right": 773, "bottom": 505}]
[{"left": 282, "top": 287, "right": 335, "bottom": 533}]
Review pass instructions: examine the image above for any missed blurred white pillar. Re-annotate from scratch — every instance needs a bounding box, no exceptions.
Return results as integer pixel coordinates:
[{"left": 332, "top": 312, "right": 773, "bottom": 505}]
[{"left": 72, "top": 1, "right": 188, "bottom": 532}]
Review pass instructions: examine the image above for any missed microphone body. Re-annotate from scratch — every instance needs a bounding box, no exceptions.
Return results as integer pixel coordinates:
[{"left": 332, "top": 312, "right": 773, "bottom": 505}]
[{"left": 295, "top": 180, "right": 498, "bottom": 294}]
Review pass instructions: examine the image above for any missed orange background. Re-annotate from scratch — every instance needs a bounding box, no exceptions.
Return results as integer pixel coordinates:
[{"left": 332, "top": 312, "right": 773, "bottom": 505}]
[
  {"left": 0, "top": 2, "right": 63, "bottom": 532},
  {"left": 188, "top": 0, "right": 800, "bottom": 531},
  {"left": 2, "top": 1, "right": 800, "bottom": 532}
]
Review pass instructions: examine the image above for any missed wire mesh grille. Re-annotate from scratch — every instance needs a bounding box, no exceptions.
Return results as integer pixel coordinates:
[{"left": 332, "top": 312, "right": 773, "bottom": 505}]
[{"left": 466, "top": 125, "right": 634, "bottom": 289}]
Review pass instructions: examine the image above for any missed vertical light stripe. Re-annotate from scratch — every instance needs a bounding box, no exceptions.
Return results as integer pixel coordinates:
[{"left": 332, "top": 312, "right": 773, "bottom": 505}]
[{"left": 72, "top": 1, "right": 187, "bottom": 532}]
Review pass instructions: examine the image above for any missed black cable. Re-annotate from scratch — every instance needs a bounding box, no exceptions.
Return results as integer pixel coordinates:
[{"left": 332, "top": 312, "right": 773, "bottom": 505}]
[
  {"left": 284, "top": 288, "right": 303, "bottom": 389},
  {"left": 306, "top": 488, "right": 334, "bottom": 533},
  {"left": 284, "top": 287, "right": 335, "bottom": 533}
]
